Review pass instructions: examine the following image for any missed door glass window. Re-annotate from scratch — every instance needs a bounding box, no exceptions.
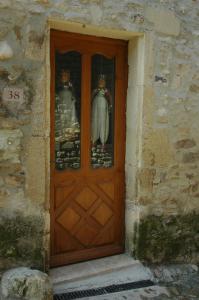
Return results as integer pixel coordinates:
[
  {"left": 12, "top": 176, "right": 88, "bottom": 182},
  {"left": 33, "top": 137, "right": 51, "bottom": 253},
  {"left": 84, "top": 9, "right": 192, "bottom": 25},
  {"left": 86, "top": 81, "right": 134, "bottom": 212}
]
[
  {"left": 55, "top": 51, "right": 81, "bottom": 170},
  {"left": 91, "top": 54, "right": 115, "bottom": 169}
]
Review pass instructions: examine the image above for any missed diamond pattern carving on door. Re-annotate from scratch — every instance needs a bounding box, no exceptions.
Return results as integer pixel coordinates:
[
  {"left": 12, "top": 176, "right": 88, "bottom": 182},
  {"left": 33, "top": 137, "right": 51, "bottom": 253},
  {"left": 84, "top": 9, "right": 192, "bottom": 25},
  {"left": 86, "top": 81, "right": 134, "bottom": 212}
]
[
  {"left": 54, "top": 222, "right": 84, "bottom": 253},
  {"left": 92, "top": 203, "right": 113, "bottom": 226},
  {"left": 55, "top": 183, "right": 114, "bottom": 250},
  {"left": 99, "top": 182, "right": 114, "bottom": 200},
  {"left": 55, "top": 181, "right": 75, "bottom": 208},
  {"left": 57, "top": 207, "right": 81, "bottom": 232},
  {"left": 75, "top": 187, "right": 97, "bottom": 210},
  {"left": 75, "top": 224, "right": 98, "bottom": 246}
]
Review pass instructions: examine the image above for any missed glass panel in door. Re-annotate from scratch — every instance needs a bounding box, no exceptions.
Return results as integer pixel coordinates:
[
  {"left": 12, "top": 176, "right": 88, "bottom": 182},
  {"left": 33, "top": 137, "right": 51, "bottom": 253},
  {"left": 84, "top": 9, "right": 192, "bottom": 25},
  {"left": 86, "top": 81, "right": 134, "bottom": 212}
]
[
  {"left": 91, "top": 54, "right": 115, "bottom": 168},
  {"left": 54, "top": 51, "right": 81, "bottom": 170}
]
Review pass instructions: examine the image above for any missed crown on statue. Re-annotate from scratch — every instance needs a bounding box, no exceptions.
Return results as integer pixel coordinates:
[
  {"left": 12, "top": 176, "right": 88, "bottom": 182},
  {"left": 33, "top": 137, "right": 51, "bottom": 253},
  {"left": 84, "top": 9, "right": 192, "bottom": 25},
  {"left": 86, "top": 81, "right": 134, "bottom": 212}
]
[
  {"left": 98, "top": 74, "right": 106, "bottom": 80},
  {"left": 60, "top": 69, "right": 70, "bottom": 75}
]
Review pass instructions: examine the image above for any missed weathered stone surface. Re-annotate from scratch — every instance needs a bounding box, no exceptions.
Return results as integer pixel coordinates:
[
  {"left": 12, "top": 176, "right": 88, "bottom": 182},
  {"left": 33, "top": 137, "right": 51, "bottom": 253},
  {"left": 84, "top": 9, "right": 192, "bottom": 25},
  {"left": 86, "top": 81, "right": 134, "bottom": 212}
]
[
  {"left": 145, "top": 7, "right": 180, "bottom": 36},
  {"left": 0, "top": 118, "right": 19, "bottom": 129},
  {"left": 25, "top": 137, "right": 46, "bottom": 203},
  {"left": 0, "top": 215, "right": 44, "bottom": 271},
  {"left": 25, "top": 35, "right": 45, "bottom": 61},
  {"left": 0, "top": 41, "right": 13, "bottom": 60},
  {"left": 0, "top": 176, "right": 4, "bottom": 186},
  {"left": 89, "top": 4, "right": 103, "bottom": 24},
  {"left": 0, "top": 267, "right": 53, "bottom": 300},
  {"left": 175, "top": 139, "right": 196, "bottom": 149},
  {"left": 138, "top": 196, "right": 152, "bottom": 205},
  {"left": 134, "top": 213, "right": 199, "bottom": 264},
  {"left": 143, "top": 129, "right": 174, "bottom": 167},
  {"left": 0, "top": 187, "right": 9, "bottom": 208},
  {"left": 152, "top": 264, "right": 198, "bottom": 284},
  {"left": 182, "top": 152, "right": 199, "bottom": 163},
  {"left": 189, "top": 84, "right": 199, "bottom": 93},
  {"left": 36, "top": 0, "right": 49, "bottom": 3},
  {"left": 5, "top": 174, "right": 24, "bottom": 187},
  {"left": 138, "top": 168, "right": 156, "bottom": 192},
  {"left": 0, "top": 129, "right": 22, "bottom": 163}
]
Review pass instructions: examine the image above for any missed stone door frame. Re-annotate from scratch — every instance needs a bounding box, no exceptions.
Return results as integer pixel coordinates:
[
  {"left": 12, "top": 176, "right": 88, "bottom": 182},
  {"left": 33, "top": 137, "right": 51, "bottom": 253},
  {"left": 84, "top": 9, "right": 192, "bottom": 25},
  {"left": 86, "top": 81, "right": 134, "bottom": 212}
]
[{"left": 44, "top": 19, "right": 147, "bottom": 268}]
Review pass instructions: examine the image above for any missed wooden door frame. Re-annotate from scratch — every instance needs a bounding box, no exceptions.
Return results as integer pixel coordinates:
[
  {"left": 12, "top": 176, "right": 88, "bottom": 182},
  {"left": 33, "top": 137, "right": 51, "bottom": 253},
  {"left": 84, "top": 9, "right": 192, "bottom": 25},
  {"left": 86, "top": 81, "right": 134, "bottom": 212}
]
[{"left": 44, "top": 22, "right": 146, "bottom": 271}]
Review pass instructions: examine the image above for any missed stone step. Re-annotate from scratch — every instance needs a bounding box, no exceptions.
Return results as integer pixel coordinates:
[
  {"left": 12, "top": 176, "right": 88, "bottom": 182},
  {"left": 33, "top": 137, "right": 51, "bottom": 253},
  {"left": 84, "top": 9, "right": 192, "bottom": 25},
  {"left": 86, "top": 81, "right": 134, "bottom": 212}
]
[
  {"left": 50, "top": 254, "right": 155, "bottom": 295},
  {"left": 50, "top": 254, "right": 141, "bottom": 285}
]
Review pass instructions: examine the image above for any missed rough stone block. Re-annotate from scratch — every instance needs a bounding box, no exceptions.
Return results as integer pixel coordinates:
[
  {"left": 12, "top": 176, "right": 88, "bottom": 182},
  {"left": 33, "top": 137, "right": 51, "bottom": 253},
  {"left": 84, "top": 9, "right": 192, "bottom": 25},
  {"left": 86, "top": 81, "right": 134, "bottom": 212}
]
[
  {"left": 25, "top": 137, "right": 46, "bottom": 203},
  {"left": 0, "top": 214, "right": 45, "bottom": 271},
  {"left": 5, "top": 174, "right": 24, "bottom": 187},
  {"left": 25, "top": 35, "right": 45, "bottom": 61},
  {"left": 143, "top": 129, "right": 174, "bottom": 167},
  {"left": 175, "top": 139, "right": 196, "bottom": 149},
  {"left": 134, "top": 213, "right": 199, "bottom": 264},
  {"left": 89, "top": 4, "right": 103, "bottom": 24},
  {"left": 145, "top": 7, "right": 180, "bottom": 36},
  {"left": 0, "top": 118, "right": 19, "bottom": 130},
  {"left": 189, "top": 84, "right": 199, "bottom": 93},
  {"left": 0, "top": 267, "right": 53, "bottom": 300},
  {"left": 151, "top": 264, "right": 198, "bottom": 283},
  {"left": 0, "top": 129, "right": 23, "bottom": 163},
  {"left": 0, "top": 41, "right": 13, "bottom": 60},
  {"left": 182, "top": 152, "right": 199, "bottom": 163},
  {"left": 138, "top": 168, "right": 156, "bottom": 192}
]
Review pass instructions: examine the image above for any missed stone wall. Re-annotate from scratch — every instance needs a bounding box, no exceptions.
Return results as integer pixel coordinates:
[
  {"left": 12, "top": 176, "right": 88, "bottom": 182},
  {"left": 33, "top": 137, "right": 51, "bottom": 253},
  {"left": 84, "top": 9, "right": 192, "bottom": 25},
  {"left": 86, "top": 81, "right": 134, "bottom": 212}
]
[{"left": 0, "top": 0, "right": 198, "bottom": 271}]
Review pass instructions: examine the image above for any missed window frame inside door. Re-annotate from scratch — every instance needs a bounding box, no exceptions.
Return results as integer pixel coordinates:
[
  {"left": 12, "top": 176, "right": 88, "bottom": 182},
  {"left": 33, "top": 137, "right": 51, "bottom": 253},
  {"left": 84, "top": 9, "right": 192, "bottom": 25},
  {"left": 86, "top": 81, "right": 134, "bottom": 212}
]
[{"left": 50, "top": 30, "right": 128, "bottom": 175}]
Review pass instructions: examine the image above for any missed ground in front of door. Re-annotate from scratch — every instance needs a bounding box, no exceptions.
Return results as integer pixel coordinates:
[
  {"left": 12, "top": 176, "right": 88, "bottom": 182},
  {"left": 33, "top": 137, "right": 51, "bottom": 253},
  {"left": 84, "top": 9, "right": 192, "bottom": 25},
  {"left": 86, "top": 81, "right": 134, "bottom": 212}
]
[{"left": 50, "top": 254, "right": 199, "bottom": 299}]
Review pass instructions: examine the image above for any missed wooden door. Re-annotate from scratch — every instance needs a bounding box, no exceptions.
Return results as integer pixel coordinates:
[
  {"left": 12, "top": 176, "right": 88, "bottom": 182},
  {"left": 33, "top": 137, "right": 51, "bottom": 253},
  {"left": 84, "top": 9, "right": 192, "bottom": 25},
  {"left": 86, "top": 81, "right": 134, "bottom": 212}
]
[{"left": 50, "top": 30, "right": 128, "bottom": 267}]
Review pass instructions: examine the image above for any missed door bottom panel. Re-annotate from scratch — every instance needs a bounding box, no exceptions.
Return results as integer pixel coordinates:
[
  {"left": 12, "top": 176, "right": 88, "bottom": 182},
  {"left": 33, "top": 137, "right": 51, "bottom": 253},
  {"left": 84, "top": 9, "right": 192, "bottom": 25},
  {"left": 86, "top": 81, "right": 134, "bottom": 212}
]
[{"left": 50, "top": 244, "right": 124, "bottom": 267}]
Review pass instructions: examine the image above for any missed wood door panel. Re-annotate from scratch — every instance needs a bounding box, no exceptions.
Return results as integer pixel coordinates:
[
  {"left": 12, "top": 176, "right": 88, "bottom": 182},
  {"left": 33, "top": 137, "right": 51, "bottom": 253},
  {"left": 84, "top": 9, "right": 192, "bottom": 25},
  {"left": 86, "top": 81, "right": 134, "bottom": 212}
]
[
  {"left": 75, "top": 186, "right": 98, "bottom": 210},
  {"left": 55, "top": 182, "right": 75, "bottom": 208},
  {"left": 54, "top": 223, "right": 84, "bottom": 254},
  {"left": 54, "top": 183, "right": 84, "bottom": 219},
  {"left": 50, "top": 30, "right": 127, "bottom": 267},
  {"left": 98, "top": 182, "right": 114, "bottom": 200},
  {"left": 91, "top": 219, "right": 114, "bottom": 246},
  {"left": 51, "top": 244, "right": 124, "bottom": 267},
  {"left": 74, "top": 224, "right": 98, "bottom": 247},
  {"left": 92, "top": 202, "right": 113, "bottom": 226},
  {"left": 57, "top": 207, "right": 81, "bottom": 232}
]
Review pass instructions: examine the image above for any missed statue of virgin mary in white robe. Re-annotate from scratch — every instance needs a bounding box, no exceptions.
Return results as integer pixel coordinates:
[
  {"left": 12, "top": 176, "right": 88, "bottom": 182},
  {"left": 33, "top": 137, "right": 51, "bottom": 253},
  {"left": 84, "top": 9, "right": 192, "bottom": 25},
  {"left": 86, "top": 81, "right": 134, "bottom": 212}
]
[
  {"left": 58, "top": 82, "right": 77, "bottom": 129},
  {"left": 55, "top": 69, "right": 78, "bottom": 141},
  {"left": 91, "top": 76, "right": 111, "bottom": 146}
]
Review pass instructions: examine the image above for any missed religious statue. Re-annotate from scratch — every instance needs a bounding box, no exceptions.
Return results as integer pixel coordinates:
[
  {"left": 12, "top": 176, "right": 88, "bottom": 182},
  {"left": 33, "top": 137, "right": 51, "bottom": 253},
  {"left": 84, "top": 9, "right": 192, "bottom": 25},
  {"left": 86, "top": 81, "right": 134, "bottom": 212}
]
[
  {"left": 55, "top": 69, "right": 79, "bottom": 143},
  {"left": 91, "top": 75, "right": 112, "bottom": 149}
]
